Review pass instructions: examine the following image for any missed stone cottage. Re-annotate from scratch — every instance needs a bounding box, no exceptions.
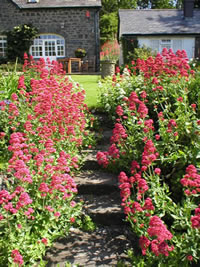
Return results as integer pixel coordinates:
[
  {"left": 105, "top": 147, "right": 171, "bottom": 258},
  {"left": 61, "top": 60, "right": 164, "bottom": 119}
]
[{"left": 0, "top": 0, "right": 102, "bottom": 71}]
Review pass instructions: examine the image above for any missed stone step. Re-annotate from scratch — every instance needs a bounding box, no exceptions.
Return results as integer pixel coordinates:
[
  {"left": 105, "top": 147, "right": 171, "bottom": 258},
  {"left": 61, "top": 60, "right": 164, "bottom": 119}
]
[
  {"left": 75, "top": 170, "right": 119, "bottom": 195},
  {"left": 77, "top": 192, "right": 125, "bottom": 226},
  {"left": 97, "top": 129, "right": 112, "bottom": 146},
  {"left": 45, "top": 225, "right": 135, "bottom": 267},
  {"left": 81, "top": 149, "right": 100, "bottom": 170},
  {"left": 81, "top": 147, "right": 109, "bottom": 170}
]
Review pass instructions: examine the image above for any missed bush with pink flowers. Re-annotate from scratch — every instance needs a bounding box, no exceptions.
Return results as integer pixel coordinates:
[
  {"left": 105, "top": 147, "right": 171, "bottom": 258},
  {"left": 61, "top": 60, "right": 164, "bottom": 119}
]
[
  {"left": 0, "top": 56, "right": 96, "bottom": 265},
  {"left": 97, "top": 49, "right": 200, "bottom": 265}
]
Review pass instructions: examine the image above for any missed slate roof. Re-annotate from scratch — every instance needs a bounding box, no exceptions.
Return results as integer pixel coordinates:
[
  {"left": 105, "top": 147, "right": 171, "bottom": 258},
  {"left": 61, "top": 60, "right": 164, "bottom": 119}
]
[
  {"left": 119, "top": 9, "right": 200, "bottom": 36},
  {"left": 11, "top": 0, "right": 101, "bottom": 9}
]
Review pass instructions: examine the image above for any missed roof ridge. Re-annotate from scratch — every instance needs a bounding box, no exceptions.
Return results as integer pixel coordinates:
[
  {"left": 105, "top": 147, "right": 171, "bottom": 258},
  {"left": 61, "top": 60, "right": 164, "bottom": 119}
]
[{"left": 119, "top": 8, "right": 181, "bottom": 11}]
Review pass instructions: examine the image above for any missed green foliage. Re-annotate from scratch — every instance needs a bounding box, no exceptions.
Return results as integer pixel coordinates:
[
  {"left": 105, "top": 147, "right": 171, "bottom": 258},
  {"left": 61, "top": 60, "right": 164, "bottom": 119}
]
[
  {"left": 0, "top": 60, "right": 20, "bottom": 99},
  {"left": 100, "top": 0, "right": 137, "bottom": 44},
  {"left": 0, "top": 59, "right": 96, "bottom": 265},
  {"left": 100, "top": 0, "right": 182, "bottom": 44},
  {"left": 128, "top": 45, "right": 157, "bottom": 62},
  {"left": 151, "top": 0, "right": 175, "bottom": 8},
  {"left": 100, "top": 39, "right": 120, "bottom": 62},
  {"left": 81, "top": 215, "right": 96, "bottom": 232},
  {"left": 74, "top": 48, "right": 87, "bottom": 58},
  {"left": 0, "top": 62, "right": 23, "bottom": 72},
  {"left": 6, "top": 24, "right": 38, "bottom": 63},
  {"left": 97, "top": 51, "right": 200, "bottom": 265},
  {"left": 98, "top": 51, "right": 200, "bottom": 194},
  {"left": 121, "top": 37, "right": 138, "bottom": 64},
  {"left": 100, "top": 12, "right": 118, "bottom": 44}
]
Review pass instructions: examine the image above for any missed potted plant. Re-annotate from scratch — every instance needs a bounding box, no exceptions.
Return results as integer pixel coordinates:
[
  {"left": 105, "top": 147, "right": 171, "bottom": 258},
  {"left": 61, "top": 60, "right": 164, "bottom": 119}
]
[
  {"left": 100, "top": 40, "right": 120, "bottom": 78},
  {"left": 74, "top": 48, "right": 87, "bottom": 59}
]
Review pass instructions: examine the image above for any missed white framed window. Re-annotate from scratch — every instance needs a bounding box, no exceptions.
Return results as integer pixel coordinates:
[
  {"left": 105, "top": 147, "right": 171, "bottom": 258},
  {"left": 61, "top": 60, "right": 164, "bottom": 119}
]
[
  {"left": 0, "top": 36, "right": 7, "bottom": 57},
  {"left": 27, "top": 0, "right": 39, "bottom": 3},
  {"left": 172, "top": 39, "right": 182, "bottom": 52},
  {"left": 30, "top": 34, "right": 65, "bottom": 59},
  {"left": 149, "top": 38, "right": 182, "bottom": 54},
  {"left": 150, "top": 39, "right": 159, "bottom": 52},
  {"left": 160, "top": 39, "right": 172, "bottom": 51}
]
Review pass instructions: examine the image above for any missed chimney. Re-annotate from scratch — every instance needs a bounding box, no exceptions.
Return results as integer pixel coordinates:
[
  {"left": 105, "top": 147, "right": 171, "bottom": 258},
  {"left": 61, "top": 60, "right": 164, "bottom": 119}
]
[{"left": 184, "top": 0, "right": 194, "bottom": 18}]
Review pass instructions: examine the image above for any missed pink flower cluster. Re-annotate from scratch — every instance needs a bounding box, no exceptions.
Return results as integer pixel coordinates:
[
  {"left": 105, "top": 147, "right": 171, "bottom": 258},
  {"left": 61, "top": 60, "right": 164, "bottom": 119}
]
[
  {"left": 0, "top": 56, "right": 91, "bottom": 264},
  {"left": 96, "top": 123, "right": 127, "bottom": 167},
  {"left": 139, "top": 216, "right": 174, "bottom": 256},
  {"left": 11, "top": 250, "right": 23, "bottom": 266},
  {"left": 180, "top": 165, "right": 200, "bottom": 196},
  {"left": 135, "top": 49, "right": 191, "bottom": 80},
  {"left": 191, "top": 204, "right": 200, "bottom": 229},
  {"left": 128, "top": 91, "right": 148, "bottom": 119},
  {"left": 141, "top": 140, "right": 159, "bottom": 170}
]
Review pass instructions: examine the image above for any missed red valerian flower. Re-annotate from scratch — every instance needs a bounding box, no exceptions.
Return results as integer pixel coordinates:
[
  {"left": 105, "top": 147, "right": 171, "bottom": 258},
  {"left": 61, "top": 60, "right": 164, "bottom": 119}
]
[
  {"left": 147, "top": 216, "right": 173, "bottom": 242},
  {"left": 41, "top": 238, "right": 48, "bottom": 245},
  {"left": 116, "top": 105, "right": 124, "bottom": 116},
  {"left": 186, "top": 255, "right": 193, "bottom": 261},
  {"left": 11, "top": 250, "right": 24, "bottom": 266},
  {"left": 139, "top": 235, "right": 150, "bottom": 255}
]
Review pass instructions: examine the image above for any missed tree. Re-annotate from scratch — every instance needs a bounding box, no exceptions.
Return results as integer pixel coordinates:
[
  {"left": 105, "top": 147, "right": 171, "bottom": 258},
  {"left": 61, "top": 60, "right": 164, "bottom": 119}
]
[
  {"left": 100, "top": 0, "right": 137, "bottom": 43},
  {"left": 100, "top": 12, "right": 118, "bottom": 43},
  {"left": 6, "top": 24, "right": 38, "bottom": 62},
  {"left": 151, "top": 0, "right": 175, "bottom": 8}
]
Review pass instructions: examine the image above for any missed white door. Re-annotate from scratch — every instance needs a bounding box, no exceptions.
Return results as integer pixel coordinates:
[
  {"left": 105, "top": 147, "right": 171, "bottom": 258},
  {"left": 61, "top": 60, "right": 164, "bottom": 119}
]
[
  {"left": 44, "top": 40, "right": 57, "bottom": 62},
  {"left": 30, "top": 34, "right": 65, "bottom": 64}
]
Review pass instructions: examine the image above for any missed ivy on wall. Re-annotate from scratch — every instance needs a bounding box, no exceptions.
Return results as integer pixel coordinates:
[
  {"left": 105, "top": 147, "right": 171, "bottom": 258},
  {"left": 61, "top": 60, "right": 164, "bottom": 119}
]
[{"left": 120, "top": 36, "right": 138, "bottom": 64}]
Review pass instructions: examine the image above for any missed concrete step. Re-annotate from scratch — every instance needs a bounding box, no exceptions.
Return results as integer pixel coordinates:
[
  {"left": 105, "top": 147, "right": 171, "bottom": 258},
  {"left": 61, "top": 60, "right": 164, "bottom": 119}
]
[
  {"left": 45, "top": 225, "right": 135, "bottom": 267},
  {"left": 77, "top": 192, "right": 125, "bottom": 226},
  {"left": 75, "top": 170, "right": 119, "bottom": 195}
]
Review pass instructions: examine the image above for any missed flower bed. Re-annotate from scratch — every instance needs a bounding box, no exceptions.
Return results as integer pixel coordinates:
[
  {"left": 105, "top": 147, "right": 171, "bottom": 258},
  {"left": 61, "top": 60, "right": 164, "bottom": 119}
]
[
  {"left": 0, "top": 55, "right": 95, "bottom": 266},
  {"left": 97, "top": 49, "right": 200, "bottom": 265}
]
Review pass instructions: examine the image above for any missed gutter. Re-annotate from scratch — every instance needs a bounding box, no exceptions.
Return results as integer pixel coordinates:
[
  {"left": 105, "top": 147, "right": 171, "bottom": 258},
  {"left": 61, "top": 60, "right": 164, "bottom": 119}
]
[
  {"left": 121, "top": 33, "right": 200, "bottom": 37},
  {"left": 10, "top": 1, "right": 102, "bottom": 9},
  {"left": 94, "top": 9, "right": 100, "bottom": 72}
]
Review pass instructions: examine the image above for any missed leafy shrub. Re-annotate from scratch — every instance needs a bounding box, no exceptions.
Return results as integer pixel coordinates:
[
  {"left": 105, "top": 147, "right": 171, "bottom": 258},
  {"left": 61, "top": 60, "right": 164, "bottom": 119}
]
[
  {"left": 0, "top": 57, "right": 95, "bottom": 265},
  {"left": 6, "top": 24, "right": 38, "bottom": 63},
  {"left": 128, "top": 45, "right": 157, "bottom": 62},
  {"left": 97, "top": 48, "right": 200, "bottom": 265}
]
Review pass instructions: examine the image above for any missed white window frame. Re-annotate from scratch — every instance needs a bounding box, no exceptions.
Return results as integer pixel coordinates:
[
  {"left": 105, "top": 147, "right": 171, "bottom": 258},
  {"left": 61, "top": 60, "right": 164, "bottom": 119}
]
[
  {"left": 0, "top": 36, "right": 7, "bottom": 58},
  {"left": 149, "top": 38, "right": 183, "bottom": 54},
  {"left": 27, "top": 0, "right": 39, "bottom": 3},
  {"left": 160, "top": 39, "right": 172, "bottom": 51},
  {"left": 30, "top": 34, "right": 65, "bottom": 59}
]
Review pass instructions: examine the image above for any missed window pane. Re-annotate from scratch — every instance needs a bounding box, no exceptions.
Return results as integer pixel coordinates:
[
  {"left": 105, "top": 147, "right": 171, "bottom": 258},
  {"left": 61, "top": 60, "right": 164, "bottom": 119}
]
[
  {"left": 30, "top": 34, "right": 65, "bottom": 58},
  {"left": 150, "top": 40, "right": 159, "bottom": 51},
  {"left": 0, "top": 36, "right": 7, "bottom": 57},
  {"left": 173, "top": 39, "right": 182, "bottom": 52}
]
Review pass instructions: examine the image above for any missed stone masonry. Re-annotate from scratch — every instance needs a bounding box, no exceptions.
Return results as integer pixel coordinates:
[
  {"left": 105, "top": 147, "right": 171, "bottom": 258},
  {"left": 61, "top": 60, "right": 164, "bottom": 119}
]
[{"left": 0, "top": 0, "right": 101, "bottom": 71}]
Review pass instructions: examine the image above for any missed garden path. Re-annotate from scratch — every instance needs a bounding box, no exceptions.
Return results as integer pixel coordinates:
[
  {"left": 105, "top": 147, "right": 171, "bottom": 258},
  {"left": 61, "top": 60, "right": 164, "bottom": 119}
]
[{"left": 44, "top": 113, "right": 137, "bottom": 267}]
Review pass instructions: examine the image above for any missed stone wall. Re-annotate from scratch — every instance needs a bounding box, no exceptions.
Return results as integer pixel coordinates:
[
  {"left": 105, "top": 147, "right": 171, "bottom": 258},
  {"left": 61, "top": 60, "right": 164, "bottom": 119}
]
[{"left": 0, "top": 0, "right": 101, "bottom": 71}]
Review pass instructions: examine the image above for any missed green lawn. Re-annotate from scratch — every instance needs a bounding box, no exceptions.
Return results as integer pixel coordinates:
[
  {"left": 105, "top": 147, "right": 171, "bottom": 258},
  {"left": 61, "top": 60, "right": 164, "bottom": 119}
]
[{"left": 69, "top": 75, "right": 101, "bottom": 109}]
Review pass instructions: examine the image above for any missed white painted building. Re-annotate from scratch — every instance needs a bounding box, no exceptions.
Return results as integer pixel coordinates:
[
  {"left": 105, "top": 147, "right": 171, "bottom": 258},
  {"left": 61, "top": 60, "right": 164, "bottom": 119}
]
[
  {"left": 118, "top": 0, "right": 200, "bottom": 63},
  {"left": 138, "top": 36, "right": 195, "bottom": 59}
]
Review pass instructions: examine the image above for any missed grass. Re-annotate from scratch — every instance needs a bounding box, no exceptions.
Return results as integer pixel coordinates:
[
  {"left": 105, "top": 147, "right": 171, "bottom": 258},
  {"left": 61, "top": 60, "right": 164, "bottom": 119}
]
[{"left": 69, "top": 75, "right": 101, "bottom": 109}]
